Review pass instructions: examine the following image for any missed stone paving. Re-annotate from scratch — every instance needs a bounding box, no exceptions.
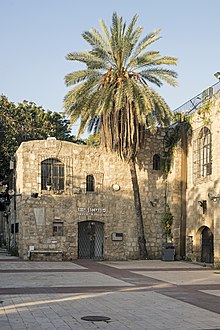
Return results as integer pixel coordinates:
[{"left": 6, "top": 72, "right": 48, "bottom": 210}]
[{"left": 0, "top": 254, "right": 219, "bottom": 329}]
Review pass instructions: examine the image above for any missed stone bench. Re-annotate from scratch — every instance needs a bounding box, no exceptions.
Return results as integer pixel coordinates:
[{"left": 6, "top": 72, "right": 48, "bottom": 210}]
[{"left": 29, "top": 250, "right": 63, "bottom": 261}]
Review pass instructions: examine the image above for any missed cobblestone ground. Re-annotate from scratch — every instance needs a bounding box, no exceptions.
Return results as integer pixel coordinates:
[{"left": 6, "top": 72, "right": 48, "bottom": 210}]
[{"left": 0, "top": 255, "right": 219, "bottom": 329}]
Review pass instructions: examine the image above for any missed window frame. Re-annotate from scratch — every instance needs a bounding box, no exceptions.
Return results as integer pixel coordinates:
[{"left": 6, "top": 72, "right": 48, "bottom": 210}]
[
  {"left": 193, "top": 127, "right": 212, "bottom": 180},
  {"left": 86, "top": 174, "right": 95, "bottom": 192},
  {"left": 53, "top": 222, "right": 63, "bottom": 236},
  {"left": 153, "top": 154, "right": 161, "bottom": 171},
  {"left": 41, "top": 158, "right": 65, "bottom": 191}
]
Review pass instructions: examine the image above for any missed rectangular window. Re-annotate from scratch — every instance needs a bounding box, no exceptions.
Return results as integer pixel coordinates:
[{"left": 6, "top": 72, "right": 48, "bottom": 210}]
[
  {"left": 86, "top": 175, "right": 95, "bottom": 192},
  {"left": 193, "top": 140, "right": 199, "bottom": 179},
  {"left": 193, "top": 127, "right": 212, "bottom": 181},
  {"left": 53, "top": 222, "right": 63, "bottom": 236},
  {"left": 41, "top": 158, "right": 64, "bottom": 191}
]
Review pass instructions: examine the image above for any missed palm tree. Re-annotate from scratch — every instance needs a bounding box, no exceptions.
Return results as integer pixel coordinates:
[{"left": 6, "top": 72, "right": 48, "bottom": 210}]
[{"left": 64, "top": 12, "right": 177, "bottom": 259}]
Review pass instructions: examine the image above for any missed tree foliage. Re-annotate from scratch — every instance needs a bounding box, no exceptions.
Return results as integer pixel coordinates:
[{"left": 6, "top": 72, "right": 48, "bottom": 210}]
[
  {"left": 64, "top": 12, "right": 177, "bottom": 162},
  {"left": 85, "top": 133, "right": 101, "bottom": 146},
  {"left": 161, "top": 205, "right": 174, "bottom": 241},
  {"left": 0, "top": 95, "right": 83, "bottom": 183},
  {"left": 163, "top": 113, "right": 192, "bottom": 178}
]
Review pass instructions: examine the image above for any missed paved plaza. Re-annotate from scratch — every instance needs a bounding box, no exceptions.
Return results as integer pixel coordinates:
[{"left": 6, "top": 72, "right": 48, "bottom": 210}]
[{"left": 0, "top": 253, "right": 219, "bottom": 329}]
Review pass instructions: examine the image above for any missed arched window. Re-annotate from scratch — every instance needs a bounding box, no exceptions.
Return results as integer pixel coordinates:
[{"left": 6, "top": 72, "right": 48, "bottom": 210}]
[
  {"left": 41, "top": 158, "right": 64, "bottom": 191},
  {"left": 153, "top": 154, "right": 161, "bottom": 170},
  {"left": 193, "top": 127, "right": 212, "bottom": 179},
  {"left": 86, "top": 175, "right": 95, "bottom": 192}
]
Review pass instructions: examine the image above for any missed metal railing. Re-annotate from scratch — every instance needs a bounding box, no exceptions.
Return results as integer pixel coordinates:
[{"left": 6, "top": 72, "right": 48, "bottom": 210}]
[{"left": 173, "top": 81, "right": 220, "bottom": 115}]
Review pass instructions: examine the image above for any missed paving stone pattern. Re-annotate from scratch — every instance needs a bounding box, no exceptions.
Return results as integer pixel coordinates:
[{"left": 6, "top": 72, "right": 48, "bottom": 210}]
[{"left": 0, "top": 255, "right": 220, "bottom": 329}]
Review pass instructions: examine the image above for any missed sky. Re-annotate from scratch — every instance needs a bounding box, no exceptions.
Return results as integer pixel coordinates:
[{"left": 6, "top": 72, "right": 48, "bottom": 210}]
[{"left": 1, "top": 0, "right": 220, "bottom": 136}]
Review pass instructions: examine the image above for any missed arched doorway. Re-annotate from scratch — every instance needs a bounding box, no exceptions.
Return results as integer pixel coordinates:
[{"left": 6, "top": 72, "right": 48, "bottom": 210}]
[
  {"left": 78, "top": 221, "right": 104, "bottom": 259},
  {"left": 201, "top": 226, "right": 214, "bottom": 263}
]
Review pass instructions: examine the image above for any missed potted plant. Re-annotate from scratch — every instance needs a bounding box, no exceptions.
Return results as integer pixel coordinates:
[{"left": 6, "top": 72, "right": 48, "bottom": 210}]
[{"left": 161, "top": 205, "right": 175, "bottom": 261}]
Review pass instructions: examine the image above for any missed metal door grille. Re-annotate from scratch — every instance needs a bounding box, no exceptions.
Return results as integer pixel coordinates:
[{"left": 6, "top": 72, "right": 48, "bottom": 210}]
[{"left": 78, "top": 221, "right": 104, "bottom": 259}]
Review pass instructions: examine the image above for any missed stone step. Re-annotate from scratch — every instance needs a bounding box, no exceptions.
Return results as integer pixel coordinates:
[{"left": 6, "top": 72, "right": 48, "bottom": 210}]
[{"left": 0, "top": 249, "right": 9, "bottom": 253}]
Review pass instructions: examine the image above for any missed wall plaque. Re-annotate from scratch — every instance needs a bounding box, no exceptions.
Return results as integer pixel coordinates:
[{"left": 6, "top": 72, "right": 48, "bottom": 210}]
[
  {"left": 111, "top": 232, "right": 123, "bottom": 241},
  {"left": 78, "top": 207, "right": 106, "bottom": 214}
]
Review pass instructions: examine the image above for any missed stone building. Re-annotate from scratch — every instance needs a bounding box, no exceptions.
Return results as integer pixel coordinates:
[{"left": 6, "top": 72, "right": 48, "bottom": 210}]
[
  {"left": 2, "top": 80, "right": 220, "bottom": 265},
  {"left": 8, "top": 131, "right": 170, "bottom": 261},
  {"left": 170, "top": 82, "right": 220, "bottom": 265}
]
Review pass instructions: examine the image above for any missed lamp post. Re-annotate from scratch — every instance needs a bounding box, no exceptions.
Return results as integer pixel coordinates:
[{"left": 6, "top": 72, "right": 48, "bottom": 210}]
[
  {"left": 214, "top": 72, "right": 220, "bottom": 81},
  {"left": 208, "top": 193, "right": 220, "bottom": 202},
  {"left": 0, "top": 185, "right": 9, "bottom": 247},
  {"left": 8, "top": 189, "right": 21, "bottom": 249}
]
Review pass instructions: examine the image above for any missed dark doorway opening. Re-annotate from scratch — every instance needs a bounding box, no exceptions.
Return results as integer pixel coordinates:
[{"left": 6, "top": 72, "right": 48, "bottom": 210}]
[{"left": 201, "top": 226, "right": 214, "bottom": 263}]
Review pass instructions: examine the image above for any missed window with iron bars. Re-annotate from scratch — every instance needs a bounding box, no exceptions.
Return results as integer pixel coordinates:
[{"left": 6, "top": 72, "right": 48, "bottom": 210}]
[
  {"left": 193, "top": 127, "right": 212, "bottom": 180},
  {"left": 53, "top": 222, "right": 63, "bottom": 236},
  {"left": 41, "top": 158, "right": 64, "bottom": 191}
]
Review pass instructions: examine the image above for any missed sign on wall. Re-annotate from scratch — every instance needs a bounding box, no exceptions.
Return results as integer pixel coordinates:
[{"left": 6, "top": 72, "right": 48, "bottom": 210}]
[
  {"left": 111, "top": 232, "right": 123, "bottom": 241},
  {"left": 77, "top": 207, "right": 107, "bottom": 215}
]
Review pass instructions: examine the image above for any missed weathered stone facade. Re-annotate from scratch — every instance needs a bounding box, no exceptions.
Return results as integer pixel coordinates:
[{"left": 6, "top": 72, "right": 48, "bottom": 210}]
[
  {"left": 168, "top": 92, "right": 220, "bottom": 265},
  {"left": 13, "top": 131, "right": 169, "bottom": 261},
  {"left": 184, "top": 94, "right": 220, "bottom": 264},
  {"left": 4, "top": 90, "right": 220, "bottom": 265}
]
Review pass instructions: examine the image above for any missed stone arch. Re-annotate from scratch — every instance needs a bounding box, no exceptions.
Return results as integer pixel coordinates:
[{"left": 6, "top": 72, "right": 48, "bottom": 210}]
[
  {"left": 86, "top": 174, "right": 95, "bottom": 192},
  {"left": 196, "top": 226, "right": 214, "bottom": 263},
  {"left": 153, "top": 154, "right": 161, "bottom": 170},
  {"left": 41, "top": 158, "right": 64, "bottom": 191}
]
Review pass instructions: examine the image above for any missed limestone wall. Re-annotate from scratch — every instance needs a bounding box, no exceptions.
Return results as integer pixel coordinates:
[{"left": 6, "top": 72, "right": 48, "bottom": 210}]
[
  {"left": 170, "top": 93, "right": 220, "bottom": 264},
  {"left": 15, "top": 132, "right": 167, "bottom": 261},
  {"left": 186, "top": 95, "right": 220, "bottom": 263},
  {"left": 8, "top": 93, "right": 220, "bottom": 264}
]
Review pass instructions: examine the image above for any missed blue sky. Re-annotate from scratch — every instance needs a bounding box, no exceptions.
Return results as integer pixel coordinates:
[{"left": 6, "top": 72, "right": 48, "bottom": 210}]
[{"left": 1, "top": 0, "right": 220, "bottom": 135}]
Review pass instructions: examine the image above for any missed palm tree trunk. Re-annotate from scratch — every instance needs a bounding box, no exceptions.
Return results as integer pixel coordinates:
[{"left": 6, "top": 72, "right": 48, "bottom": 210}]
[{"left": 129, "top": 159, "right": 147, "bottom": 259}]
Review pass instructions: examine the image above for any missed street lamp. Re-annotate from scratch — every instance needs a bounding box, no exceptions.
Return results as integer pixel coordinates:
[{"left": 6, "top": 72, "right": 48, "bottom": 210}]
[
  {"left": 214, "top": 72, "right": 220, "bottom": 81},
  {"left": 7, "top": 190, "right": 38, "bottom": 250},
  {"left": 8, "top": 189, "right": 21, "bottom": 248},
  {"left": 208, "top": 193, "right": 220, "bottom": 202}
]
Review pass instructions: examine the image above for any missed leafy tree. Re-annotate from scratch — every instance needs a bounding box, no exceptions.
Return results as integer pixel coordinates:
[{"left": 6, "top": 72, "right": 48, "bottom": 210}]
[
  {"left": 85, "top": 133, "right": 101, "bottom": 146},
  {"left": 161, "top": 205, "right": 174, "bottom": 241},
  {"left": 64, "top": 13, "right": 177, "bottom": 258},
  {"left": 0, "top": 95, "right": 82, "bottom": 183}
]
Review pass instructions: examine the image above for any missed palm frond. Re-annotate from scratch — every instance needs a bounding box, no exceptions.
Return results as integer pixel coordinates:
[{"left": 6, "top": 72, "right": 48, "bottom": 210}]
[
  {"left": 99, "top": 19, "right": 111, "bottom": 44},
  {"left": 132, "top": 29, "right": 161, "bottom": 58},
  {"left": 140, "top": 68, "right": 178, "bottom": 87},
  {"left": 82, "top": 29, "right": 105, "bottom": 49},
  {"left": 123, "top": 15, "right": 140, "bottom": 66},
  {"left": 64, "top": 70, "right": 100, "bottom": 86},
  {"left": 66, "top": 51, "right": 106, "bottom": 68}
]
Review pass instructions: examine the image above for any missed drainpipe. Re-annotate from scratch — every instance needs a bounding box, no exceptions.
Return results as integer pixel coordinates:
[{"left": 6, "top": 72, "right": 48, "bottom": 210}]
[
  {"left": 180, "top": 113, "right": 187, "bottom": 259},
  {"left": 8, "top": 210, "right": 11, "bottom": 250},
  {"left": 8, "top": 158, "right": 17, "bottom": 249},
  {"left": 13, "top": 189, "right": 17, "bottom": 248}
]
